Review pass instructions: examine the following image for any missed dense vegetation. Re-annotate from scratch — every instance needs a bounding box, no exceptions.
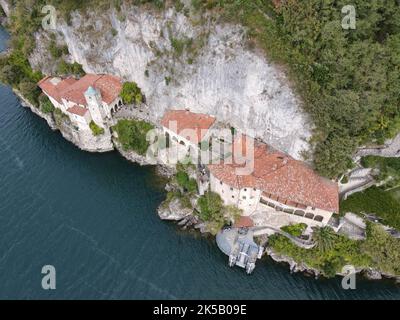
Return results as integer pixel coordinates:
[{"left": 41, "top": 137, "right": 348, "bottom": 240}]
[
  {"left": 39, "top": 94, "right": 55, "bottom": 113},
  {"left": 269, "top": 223, "right": 400, "bottom": 277},
  {"left": 281, "top": 223, "right": 307, "bottom": 237},
  {"left": 120, "top": 82, "right": 144, "bottom": 105},
  {"left": 197, "top": 191, "right": 224, "bottom": 223},
  {"left": 340, "top": 186, "right": 400, "bottom": 229},
  {"left": 0, "top": 0, "right": 90, "bottom": 105},
  {"left": 361, "top": 156, "right": 400, "bottom": 189},
  {"left": 175, "top": 166, "right": 198, "bottom": 194},
  {"left": 53, "top": 108, "right": 70, "bottom": 126},
  {"left": 197, "top": 0, "right": 400, "bottom": 178},
  {"left": 197, "top": 191, "right": 241, "bottom": 234},
  {"left": 112, "top": 119, "right": 154, "bottom": 155},
  {"left": 2, "top": 0, "right": 399, "bottom": 178},
  {"left": 89, "top": 121, "right": 105, "bottom": 136},
  {"left": 57, "top": 61, "right": 85, "bottom": 77}
]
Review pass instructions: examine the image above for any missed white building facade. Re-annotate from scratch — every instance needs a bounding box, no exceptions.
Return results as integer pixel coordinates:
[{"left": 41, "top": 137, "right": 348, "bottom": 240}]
[{"left": 38, "top": 74, "right": 123, "bottom": 132}]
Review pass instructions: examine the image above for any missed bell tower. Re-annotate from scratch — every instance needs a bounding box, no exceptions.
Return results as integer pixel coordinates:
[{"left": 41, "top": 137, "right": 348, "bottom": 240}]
[{"left": 84, "top": 86, "right": 106, "bottom": 128}]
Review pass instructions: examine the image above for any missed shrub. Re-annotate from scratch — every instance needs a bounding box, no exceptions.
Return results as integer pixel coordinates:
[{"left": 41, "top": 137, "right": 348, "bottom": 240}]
[
  {"left": 89, "top": 121, "right": 105, "bottom": 136},
  {"left": 362, "top": 223, "right": 400, "bottom": 276},
  {"left": 120, "top": 82, "right": 144, "bottom": 105},
  {"left": 174, "top": 0, "right": 184, "bottom": 12},
  {"left": 340, "top": 186, "right": 400, "bottom": 229},
  {"left": 18, "top": 81, "right": 40, "bottom": 107},
  {"left": 281, "top": 223, "right": 307, "bottom": 237},
  {"left": 176, "top": 170, "right": 197, "bottom": 193},
  {"left": 268, "top": 232, "right": 371, "bottom": 278},
  {"left": 58, "top": 61, "right": 85, "bottom": 77},
  {"left": 112, "top": 119, "right": 154, "bottom": 155},
  {"left": 48, "top": 41, "right": 67, "bottom": 58},
  {"left": 39, "top": 95, "right": 55, "bottom": 114},
  {"left": 197, "top": 191, "right": 224, "bottom": 222},
  {"left": 340, "top": 175, "right": 349, "bottom": 184},
  {"left": 53, "top": 108, "right": 70, "bottom": 126},
  {"left": 164, "top": 76, "right": 172, "bottom": 85},
  {"left": 361, "top": 156, "right": 400, "bottom": 188}
]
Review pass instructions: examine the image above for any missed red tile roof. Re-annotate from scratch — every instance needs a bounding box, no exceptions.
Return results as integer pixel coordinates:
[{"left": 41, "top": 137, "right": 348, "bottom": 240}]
[
  {"left": 38, "top": 74, "right": 122, "bottom": 106},
  {"left": 161, "top": 110, "right": 216, "bottom": 144},
  {"left": 208, "top": 136, "right": 339, "bottom": 213},
  {"left": 38, "top": 76, "right": 77, "bottom": 103},
  {"left": 233, "top": 216, "right": 254, "bottom": 228},
  {"left": 67, "top": 105, "right": 88, "bottom": 117}
]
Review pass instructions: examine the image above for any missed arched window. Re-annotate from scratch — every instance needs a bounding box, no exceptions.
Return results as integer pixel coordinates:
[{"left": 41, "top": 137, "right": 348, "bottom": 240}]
[
  {"left": 294, "top": 210, "right": 305, "bottom": 217},
  {"left": 305, "top": 212, "right": 314, "bottom": 219},
  {"left": 119, "top": 100, "right": 122, "bottom": 106},
  {"left": 165, "top": 131, "right": 170, "bottom": 148},
  {"left": 314, "top": 215, "right": 324, "bottom": 222}
]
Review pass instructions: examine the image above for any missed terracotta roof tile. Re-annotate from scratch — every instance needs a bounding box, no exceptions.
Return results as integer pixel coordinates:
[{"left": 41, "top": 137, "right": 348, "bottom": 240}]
[
  {"left": 233, "top": 216, "right": 254, "bottom": 228},
  {"left": 67, "top": 105, "right": 88, "bottom": 117},
  {"left": 38, "top": 74, "right": 122, "bottom": 106},
  {"left": 208, "top": 136, "right": 339, "bottom": 213},
  {"left": 38, "top": 76, "right": 77, "bottom": 103},
  {"left": 161, "top": 110, "right": 216, "bottom": 144}
]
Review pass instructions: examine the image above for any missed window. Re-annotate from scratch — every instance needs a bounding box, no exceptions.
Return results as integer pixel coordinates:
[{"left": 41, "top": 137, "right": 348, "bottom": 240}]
[
  {"left": 232, "top": 195, "right": 235, "bottom": 199},
  {"left": 312, "top": 207, "right": 316, "bottom": 210},
  {"left": 305, "top": 212, "right": 314, "bottom": 219},
  {"left": 230, "top": 187, "right": 233, "bottom": 191},
  {"left": 314, "top": 215, "right": 324, "bottom": 222},
  {"left": 244, "top": 188, "right": 247, "bottom": 191},
  {"left": 242, "top": 196, "right": 246, "bottom": 200},
  {"left": 220, "top": 181, "right": 223, "bottom": 185},
  {"left": 294, "top": 210, "right": 305, "bottom": 217}
]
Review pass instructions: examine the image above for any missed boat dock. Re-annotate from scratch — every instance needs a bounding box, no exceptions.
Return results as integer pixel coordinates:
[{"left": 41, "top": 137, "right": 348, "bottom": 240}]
[{"left": 216, "top": 227, "right": 263, "bottom": 274}]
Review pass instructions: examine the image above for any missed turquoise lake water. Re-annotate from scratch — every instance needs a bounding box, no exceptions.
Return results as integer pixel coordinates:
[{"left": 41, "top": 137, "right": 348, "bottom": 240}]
[{"left": 0, "top": 26, "right": 399, "bottom": 299}]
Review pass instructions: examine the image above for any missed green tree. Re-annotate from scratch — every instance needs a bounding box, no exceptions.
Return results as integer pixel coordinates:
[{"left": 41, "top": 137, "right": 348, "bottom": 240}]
[
  {"left": 112, "top": 119, "right": 154, "bottom": 155},
  {"left": 197, "top": 191, "right": 223, "bottom": 222},
  {"left": 89, "top": 121, "right": 105, "bottom": 136},
  {"left": 39, "top": 95, "right": 55, "bottom": 114},
  {"left": 312, "top": 226, "right": 337, "bottom": 253},
  {"left": 19, "top": 81, "right": 40, "bottom": 107},
  {"left": 362, "top": 223, "right": 400, "bottom": 275},
  {"left": 120, "top": 82, "right": 144, "bottom": 105}
]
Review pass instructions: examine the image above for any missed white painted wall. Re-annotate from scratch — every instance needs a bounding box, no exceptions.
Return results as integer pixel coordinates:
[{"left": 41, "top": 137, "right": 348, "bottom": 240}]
[{"left": 210, "top": 171, "right": 334, "bottom": 224}]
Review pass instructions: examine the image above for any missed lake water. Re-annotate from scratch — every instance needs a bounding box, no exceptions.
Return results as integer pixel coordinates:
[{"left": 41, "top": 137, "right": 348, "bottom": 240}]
[{"left": 0, "top": 26, "right": 399, "bottom": 299}]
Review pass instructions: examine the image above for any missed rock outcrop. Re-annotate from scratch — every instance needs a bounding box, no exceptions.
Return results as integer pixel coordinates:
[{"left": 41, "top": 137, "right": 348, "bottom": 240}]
[{"left": 29, "top": 4, "right": 313, "bottom": 159}]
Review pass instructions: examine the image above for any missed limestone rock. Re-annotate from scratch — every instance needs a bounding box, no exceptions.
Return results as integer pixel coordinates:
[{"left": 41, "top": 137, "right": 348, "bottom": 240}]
[
  {"left": 30, "top": 5, "right": 312, "bottom": 159},
  {"left": 157, "top": 198, "right": 193, "bottom": 221}
]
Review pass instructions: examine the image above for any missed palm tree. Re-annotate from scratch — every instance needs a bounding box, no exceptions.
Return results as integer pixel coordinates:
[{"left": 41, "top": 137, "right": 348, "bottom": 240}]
[{"left": 312, "top": 226, "right": 337, "bottom": 253}]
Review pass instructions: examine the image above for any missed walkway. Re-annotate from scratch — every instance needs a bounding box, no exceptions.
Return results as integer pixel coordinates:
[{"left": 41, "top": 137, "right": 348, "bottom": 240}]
[
  {"left": 251, "top": 226, "right": 316, "bottom": 249},
  {"left": 356, "top": 133, "right": 400, "bottom": 158}
]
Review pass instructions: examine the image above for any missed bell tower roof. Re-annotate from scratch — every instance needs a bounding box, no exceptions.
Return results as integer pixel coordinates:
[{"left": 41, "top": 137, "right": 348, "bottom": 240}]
[{"left": 85, "top": 86, "right": 98, "bottom": 96}]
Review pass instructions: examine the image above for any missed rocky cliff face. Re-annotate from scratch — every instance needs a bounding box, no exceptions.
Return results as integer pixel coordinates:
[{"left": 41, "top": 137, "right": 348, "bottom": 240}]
[
  {"left": 0, "top": 0, "right": 10, "bottom": 17},
  {"left": 28, "top": 4, "right": 312, "bottom": 159}
]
